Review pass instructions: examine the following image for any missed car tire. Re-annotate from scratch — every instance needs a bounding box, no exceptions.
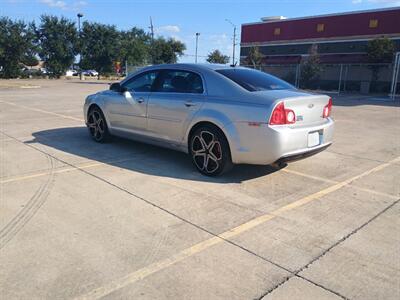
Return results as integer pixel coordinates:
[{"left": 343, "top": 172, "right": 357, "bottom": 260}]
[
  {"left": 190, "top": 125, "right": 233, "bottom": 176},
  {"left": 87, "top": 107, "right": 111, "bottom": 143}
]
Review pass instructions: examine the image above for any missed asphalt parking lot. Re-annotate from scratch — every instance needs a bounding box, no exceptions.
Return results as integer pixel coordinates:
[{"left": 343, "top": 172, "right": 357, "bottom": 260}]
[{"left": 0, "top": 79, "right": 399, "bottom": 300}]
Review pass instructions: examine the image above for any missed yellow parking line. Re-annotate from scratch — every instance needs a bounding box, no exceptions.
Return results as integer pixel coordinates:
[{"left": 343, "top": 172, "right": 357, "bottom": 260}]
[
  {"left": 74, "top": 236, "right": 223, "bottom": 300},
  {"left": 0, "top": 158, "right": 136, "bottom": 184},
  {"left": 0, "top": 100, "right": 84, "bottom": 122},
  {"left": 1, "top": 169, "right": 71, "bottom": 184},
  {"left": 74, "top": 156, "right": 400, "bottom": 300},
  {"left": 282, "top": 168, "right": 336, "bottom": 183},
  {"left": 282, "top": 168, "right": 398, "bottom": 200}
]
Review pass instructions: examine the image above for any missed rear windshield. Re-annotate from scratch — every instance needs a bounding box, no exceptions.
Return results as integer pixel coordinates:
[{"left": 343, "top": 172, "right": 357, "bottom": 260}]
[{"left": 216, "top": 68, "right": 294, "bottom": 92}]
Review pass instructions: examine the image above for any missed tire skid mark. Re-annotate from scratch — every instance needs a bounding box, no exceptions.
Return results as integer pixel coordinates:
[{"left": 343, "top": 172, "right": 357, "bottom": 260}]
[
  {"left": 0, "top": 153, "right": 55, "bottom": 250},
  {"left": 143, "top": 227, "right": 170, "bottom": 266}
]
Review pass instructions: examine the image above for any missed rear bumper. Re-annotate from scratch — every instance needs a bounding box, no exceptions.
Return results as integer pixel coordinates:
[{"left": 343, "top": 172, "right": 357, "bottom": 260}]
[
  {"left": 226, "top": 117, "right": 334, "bottom": 165},
  {"left": 276, "top": 143, "right": 331, "bottom": 164}
]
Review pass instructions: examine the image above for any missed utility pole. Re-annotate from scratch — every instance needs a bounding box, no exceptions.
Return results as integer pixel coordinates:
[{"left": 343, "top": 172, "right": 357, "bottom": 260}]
[
  {"left": 195, "top": 32, "right": 200, "bottom": 63},
  {"left": 225, "top": 19, "right": 236, "bottom": 65},
  {"left": 149, "top": 16, "right": 154, "bottom": 42},
  {"left": 149, "top": 17, "right": 154, "bottom": 64}
]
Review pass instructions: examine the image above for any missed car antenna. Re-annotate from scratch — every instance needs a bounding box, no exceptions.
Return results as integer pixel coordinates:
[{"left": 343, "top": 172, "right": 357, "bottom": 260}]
[{"left": 230, "top": 61, "right": 238, "bottom": 67}]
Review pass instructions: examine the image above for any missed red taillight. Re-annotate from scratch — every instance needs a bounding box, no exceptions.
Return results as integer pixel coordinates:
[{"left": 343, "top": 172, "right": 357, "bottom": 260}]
[
  {"left": 269, "top": 102, "right": 296, "bottom": 125},
  {"left": 286, "top": 110, "right": 296, "bottom": 124},
  {"left": 323, "top": 98, "right": 332, "bottom": 118},
  {"left": 269, "top": 102, "right": 285, "bottom": 125}
]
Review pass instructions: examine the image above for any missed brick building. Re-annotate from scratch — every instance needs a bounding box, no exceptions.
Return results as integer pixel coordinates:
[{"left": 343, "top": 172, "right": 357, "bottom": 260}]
[{"left": 240, "top": 7, "right": 400, "bottom": 65}]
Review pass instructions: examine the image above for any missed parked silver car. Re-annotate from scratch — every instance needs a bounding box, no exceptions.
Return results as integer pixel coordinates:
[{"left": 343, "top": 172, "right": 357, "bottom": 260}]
[
  {"left": 82, "top": 70, "right": 99, "bottom": 77},
  {"left": 84, "top": 64, "right": 334, "bottom": 176}
]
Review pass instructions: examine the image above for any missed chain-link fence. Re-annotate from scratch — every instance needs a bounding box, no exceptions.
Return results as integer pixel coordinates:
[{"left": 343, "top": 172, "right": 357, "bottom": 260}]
[
  {"left": 126, "top": 62, "right": 399, "bottom": 96},
  {"left": 243, "top": 63, "right": 399, "bottom": 95}
]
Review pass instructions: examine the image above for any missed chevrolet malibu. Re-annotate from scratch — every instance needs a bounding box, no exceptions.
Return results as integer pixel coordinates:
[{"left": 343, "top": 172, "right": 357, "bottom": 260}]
[{"left": 84, "top": 64, "right": 334, "bottom": 176}]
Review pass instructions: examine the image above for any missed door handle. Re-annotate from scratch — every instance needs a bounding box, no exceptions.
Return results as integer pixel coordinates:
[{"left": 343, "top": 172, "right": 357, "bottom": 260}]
[
  {"left": 184, "top": 101, "right": 196, "bottom": 107},
  {"left": 137, "top": 97, "right": 145, "bottom": 103}
]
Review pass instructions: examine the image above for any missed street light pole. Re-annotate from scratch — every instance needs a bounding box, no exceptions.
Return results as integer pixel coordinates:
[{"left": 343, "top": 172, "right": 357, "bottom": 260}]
[
  {"left": 225, "top": 19, "right": 236, "bottom": 65},
  {"left": 77, "top": 13, "right": 83, "bottom": 33},
  {"left": 195, "top": 32, "right": 200, "bottom": 63},
  {"left": 77, "top": 13, "right": 84, "bottom": 79}
]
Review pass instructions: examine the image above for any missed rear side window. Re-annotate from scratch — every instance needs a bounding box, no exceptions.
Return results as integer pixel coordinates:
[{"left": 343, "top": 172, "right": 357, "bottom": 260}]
[
  {"left": 154, "top": 70, "right": 204, "bottom": 94},
  {"left": 216, "top": 68, "right": 294, "bottom": 92}
]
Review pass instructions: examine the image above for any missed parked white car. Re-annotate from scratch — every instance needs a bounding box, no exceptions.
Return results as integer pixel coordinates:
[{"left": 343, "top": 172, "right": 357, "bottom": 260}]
[{"left": 65, "top": 70, "right": 78, "bottom": 77}]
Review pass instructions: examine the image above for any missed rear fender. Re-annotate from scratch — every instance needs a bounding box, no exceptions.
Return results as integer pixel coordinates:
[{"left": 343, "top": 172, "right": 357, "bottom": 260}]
[{"left": 184, "top": 109, "right": 241, "bottom": 160}]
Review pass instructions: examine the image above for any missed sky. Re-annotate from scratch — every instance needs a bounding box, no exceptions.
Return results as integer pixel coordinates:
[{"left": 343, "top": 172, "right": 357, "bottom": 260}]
[{"left": 1, "top": 0, "right": 400, "bottom": 63}]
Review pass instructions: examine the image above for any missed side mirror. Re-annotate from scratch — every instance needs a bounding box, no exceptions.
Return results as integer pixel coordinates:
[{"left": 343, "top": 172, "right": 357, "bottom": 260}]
[
  {"left": 109, "top": 82, "right": 128, "bottom": 93},
  {"left": 110, "top": 82, "right": 121, "bottom": 92}
]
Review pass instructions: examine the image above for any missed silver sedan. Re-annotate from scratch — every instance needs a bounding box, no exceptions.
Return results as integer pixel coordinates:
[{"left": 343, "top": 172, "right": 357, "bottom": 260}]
[{"left": 84, "top": 64, "right": 334, "bottom": 176}]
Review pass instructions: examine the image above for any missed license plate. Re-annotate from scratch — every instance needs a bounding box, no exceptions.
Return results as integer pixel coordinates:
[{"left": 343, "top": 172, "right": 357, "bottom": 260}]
[{"left": 308, "top": 131, "right": 320, "bottom": 147}]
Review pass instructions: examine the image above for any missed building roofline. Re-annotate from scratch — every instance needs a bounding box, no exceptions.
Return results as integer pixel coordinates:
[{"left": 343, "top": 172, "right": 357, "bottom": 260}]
[{"left": 241, "top": 6, "right": 400, "bottom": 27}]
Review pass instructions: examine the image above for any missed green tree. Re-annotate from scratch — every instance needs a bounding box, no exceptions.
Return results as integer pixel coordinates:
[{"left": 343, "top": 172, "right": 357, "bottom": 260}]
[
  {"left": 80, "top": 22, "right": 120, "bottom": 77},
  {"left": 150, "top": 37, "right": 186, "bottom": 64},
  {"left": 367, "top": 38, "right": 395, "bottom": 82},
  {"left": 119, "top": 28, "right": 151, "bottom": 67},
  {"left": 206, "top": 50, "right": 229, "bottom": 64},
  {"left": 0, "top": 17, "right": 37, "bottom": 78},
  {"left": 22, "top": 42, "right": 39, "bottom": 69},
  {"left": 245, "top": 46, "right": 263, "bottom": 69},
  {"left": 36, "top": 15, "right": 78, "bottom": 77},
  {"left": 21, "top": 54, "right": 39, "bottom": 68},
  {"left": 300, "top": 44, "right": 322, "bottom": 89}
]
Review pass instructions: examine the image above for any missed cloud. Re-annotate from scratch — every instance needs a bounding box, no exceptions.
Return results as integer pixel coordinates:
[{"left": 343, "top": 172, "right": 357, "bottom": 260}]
[
  {"left": 208, "top": 33, "right": 229, "bottom": 49},
  {"left": 154, "top": 25, "right": 183, "bottom": 41},
  {"left": 182, "top": 33, "right": 234, "bottom": 59},
  {"left": 38, "top": 0, "right": 88, "bottom": 11},
  {"left": 207, "top": 33, "right": 236, "bottom": 55},
  {"left": 352, "top": 0, "right": 400, "bottom": 5},
  {"left": 39, "top": 0, "right": 67, "bottom": 9},
  {"left": 72, "top": 0, "right": 87, "bottom": 10},
  {"left": 155, "top": 25, "right": 181, "bottom": 34},
  {"left": 74, "top": 0, "right": 87, "bottom": 6}
]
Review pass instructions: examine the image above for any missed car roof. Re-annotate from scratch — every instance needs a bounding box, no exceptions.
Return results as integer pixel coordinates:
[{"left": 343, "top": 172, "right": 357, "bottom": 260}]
[
  {"left": 140, "top": 63, "right": 245, "bottom": 73},
  {"left": 121, "top": 63, "right": 251, "bottom": 96}
]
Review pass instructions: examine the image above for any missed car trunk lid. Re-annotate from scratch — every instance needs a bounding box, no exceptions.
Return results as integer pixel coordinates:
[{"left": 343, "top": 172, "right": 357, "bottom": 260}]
[{"left": 282, "top": 94, "right": 331, "bottom": 126}]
